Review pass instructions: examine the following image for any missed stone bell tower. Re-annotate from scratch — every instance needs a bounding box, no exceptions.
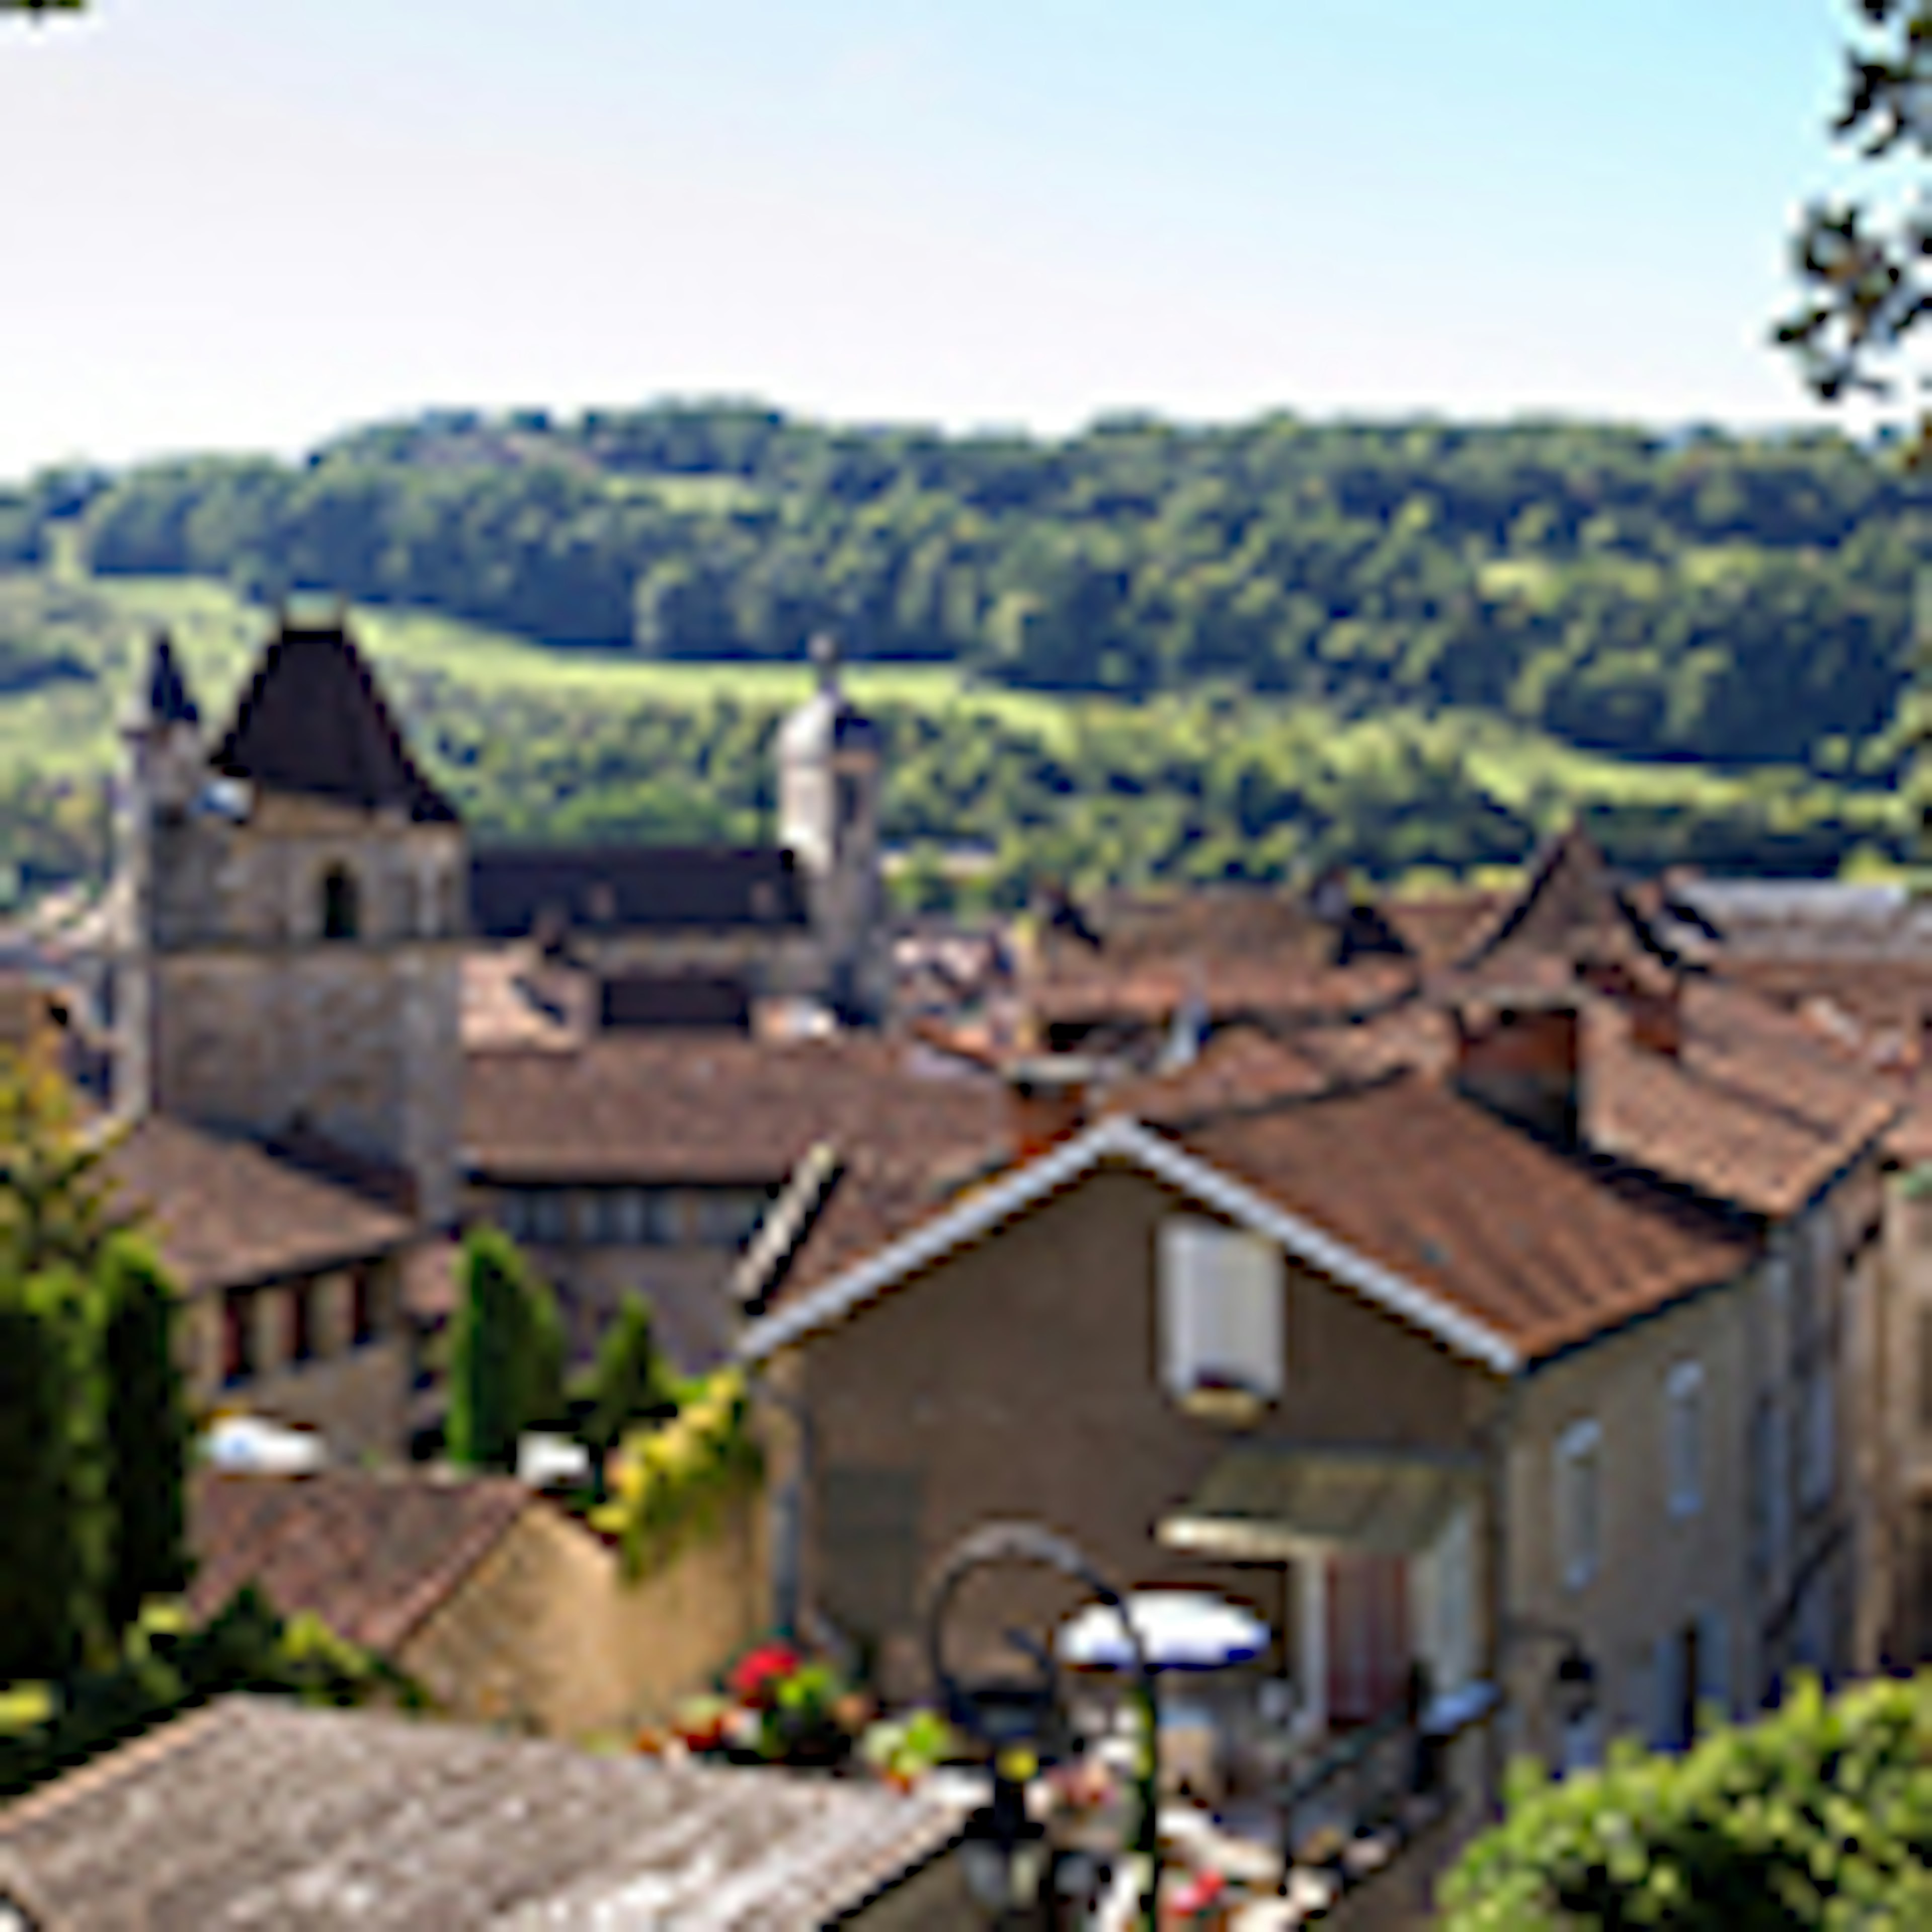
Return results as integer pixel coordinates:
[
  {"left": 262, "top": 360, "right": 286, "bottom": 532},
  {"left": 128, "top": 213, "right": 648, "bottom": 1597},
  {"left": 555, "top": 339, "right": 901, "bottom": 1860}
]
[
  {"left": 777, "top": 635, "right": 887, "bottom": 1020},
  {"left": 114, "top": 630, "right": 207, "bottom": 1121},
  {"left": 116, "top": 611, "right": 467, "bottom": 1227}
]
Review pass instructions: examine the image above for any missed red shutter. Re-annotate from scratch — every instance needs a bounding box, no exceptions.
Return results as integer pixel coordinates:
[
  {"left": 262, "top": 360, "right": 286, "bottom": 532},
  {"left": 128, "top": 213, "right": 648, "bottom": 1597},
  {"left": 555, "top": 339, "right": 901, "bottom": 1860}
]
[{"left": 1325, "top": 1554, "right": 1411, "bottom": 1725}]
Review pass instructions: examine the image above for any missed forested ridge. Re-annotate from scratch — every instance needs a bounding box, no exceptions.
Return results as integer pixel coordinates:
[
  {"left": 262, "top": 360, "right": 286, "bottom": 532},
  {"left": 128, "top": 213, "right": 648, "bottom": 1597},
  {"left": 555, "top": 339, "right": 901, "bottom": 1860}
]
[
  {"left": 0, "top": 407, "right": 1924, "bottom": 907},
  {"left": 3, "top": 406, "right": 1923, "bottom": 772}
]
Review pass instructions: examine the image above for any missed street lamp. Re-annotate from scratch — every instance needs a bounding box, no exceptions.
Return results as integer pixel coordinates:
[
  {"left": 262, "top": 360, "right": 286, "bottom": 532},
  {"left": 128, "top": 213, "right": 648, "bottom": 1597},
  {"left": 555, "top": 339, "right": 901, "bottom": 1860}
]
[{"left": 925, "top": 1521, "right": 1161, "bottom": 1931}]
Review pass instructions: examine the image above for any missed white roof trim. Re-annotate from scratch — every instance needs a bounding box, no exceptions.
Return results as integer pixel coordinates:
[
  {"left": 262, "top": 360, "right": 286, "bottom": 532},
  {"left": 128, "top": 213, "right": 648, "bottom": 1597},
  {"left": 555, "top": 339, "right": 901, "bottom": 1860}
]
[{"left": 735, "top": 1113, "right": 1521, "bottom": 1374}]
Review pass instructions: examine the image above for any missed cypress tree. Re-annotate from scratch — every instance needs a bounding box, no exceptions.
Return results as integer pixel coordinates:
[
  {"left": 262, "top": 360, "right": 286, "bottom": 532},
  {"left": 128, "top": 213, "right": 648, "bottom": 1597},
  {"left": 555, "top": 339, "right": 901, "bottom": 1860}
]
[
  {"left": 447, "top": 1228, "right": 534, "bottom": 1471},
  {"left": 98, "top": 1235, "right": 191, "bottom": 1632},
  {"left": 523, "top": 1265, "right": 569, "bottom": 1434},
  {"left": 0, "top": 1267, "right": 108, "bottom": 1683},
  {"left": 581, "top": 1291, "right": 677, "bottom": 1469}
]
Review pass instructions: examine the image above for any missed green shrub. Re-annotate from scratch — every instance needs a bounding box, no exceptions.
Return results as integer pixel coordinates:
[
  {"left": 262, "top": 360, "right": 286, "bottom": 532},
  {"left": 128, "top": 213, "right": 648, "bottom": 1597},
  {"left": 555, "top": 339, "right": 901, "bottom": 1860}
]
[
  {"left": 0, "top": 1585, "right": 412, "bottom": 1800},
  {"left": 1439, "top": 1674, "right": 1932, "bottom": 1930}
]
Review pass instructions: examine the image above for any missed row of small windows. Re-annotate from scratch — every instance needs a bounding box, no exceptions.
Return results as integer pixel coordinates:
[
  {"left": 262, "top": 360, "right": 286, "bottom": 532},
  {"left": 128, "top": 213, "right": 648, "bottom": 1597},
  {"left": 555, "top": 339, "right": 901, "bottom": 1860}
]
[
  {"left": 490, "top": 1186, "right": 773, "bottom": 1252},
  {"left": 1556, "top": 1353, "right": 1837, "bottom": 1597},
  {"left": 1555, "top": 1361, "right": 1708, "bottom": 1594},
  {"left": 314, "top": 860, "right": 461, "bottom": 942},
  {"left": 218, "top": 1266, "right": 381, "bottom": 1389}
]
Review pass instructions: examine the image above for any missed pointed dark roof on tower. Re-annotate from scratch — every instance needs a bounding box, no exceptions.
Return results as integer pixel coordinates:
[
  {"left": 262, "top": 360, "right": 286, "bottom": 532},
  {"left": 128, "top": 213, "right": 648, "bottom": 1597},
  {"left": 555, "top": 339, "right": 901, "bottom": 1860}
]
[
  {"left": 142, "top": 630, "right": 200, "bottom": 728},
  {"left": 209, "top": 614, "right": 458, "bottom": 824}
]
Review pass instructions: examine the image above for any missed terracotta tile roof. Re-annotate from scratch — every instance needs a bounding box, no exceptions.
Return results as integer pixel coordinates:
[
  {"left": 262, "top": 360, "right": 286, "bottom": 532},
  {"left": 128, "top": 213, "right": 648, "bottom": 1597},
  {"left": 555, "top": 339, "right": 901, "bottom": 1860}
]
[
  {"left": 0, "top": 1696, "right": 965, "bottom": 1930},
  {"left": 1884, "top": 1085, "right": 1932, "bottom": 1168},
  {"left": 1714, "top": 954, "right": 1932, "bottom": 1040},
  {"left": 1446, "top": 826, "right": 1703, "bottom": 978},
  {"left": 209, "top": 616, "right": 457, "bottom": 824},
  {"left": 1382, "top": 891, "right": 1511, "bottom": 970},
  {"left": 1167, "top": 1075, "right": 1757, "bottom": 1360},
  {"left": 469, "top": 844, "right": 809, "bottom": 939},
  {"left": 1309, "top": 975, "right": 1894, "bottom": 1221},
  {"left": 399, "top": 1237, "right": 461, "bottom": 1324},
  {"left": 1581, "top": 983, "right": 1900, "bottom": 1218},
  {"left": 1108, "top": 1027, "right": 1334, "bottom": 1122},
  {"left": 463, "top": 1032, "right": 1008, "bottom": 1186},
  {"left": 186, "top": 1468, "right": 532, "bottom": 1654},
  {"left": 1030, "top": 955, "right": 1418, "bottom": 1029},
  {"left": 103, "top": 1115, "right": 415, "bottom": 1295},
  {"left": 1038, "top": 884, "right": 1339, "bottom": 968},
  {"left": 461, "top": 946, "right": 590, "bottom": 1051},
  {"left": 756, "top": 1048, "right": 1760, "bottom": 1364}
]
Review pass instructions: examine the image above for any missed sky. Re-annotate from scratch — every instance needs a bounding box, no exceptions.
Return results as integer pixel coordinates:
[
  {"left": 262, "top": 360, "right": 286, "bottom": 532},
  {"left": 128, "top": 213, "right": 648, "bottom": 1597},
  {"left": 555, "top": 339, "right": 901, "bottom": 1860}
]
[{"left": 0, "top": 0, "right": 1896, "bottom": 481}]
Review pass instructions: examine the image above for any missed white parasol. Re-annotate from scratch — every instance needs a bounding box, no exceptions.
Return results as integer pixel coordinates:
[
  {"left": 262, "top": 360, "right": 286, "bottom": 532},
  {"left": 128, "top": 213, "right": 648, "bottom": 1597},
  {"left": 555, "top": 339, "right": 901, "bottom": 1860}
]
[{"left": 1055, "top": 1590, "right": 1269, "bottom": 1673}]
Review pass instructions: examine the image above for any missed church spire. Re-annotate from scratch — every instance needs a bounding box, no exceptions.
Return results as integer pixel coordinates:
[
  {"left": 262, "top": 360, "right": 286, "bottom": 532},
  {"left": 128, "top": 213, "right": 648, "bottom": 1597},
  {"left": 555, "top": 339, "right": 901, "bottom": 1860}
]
[{"left": 138, "top": 630, "right": 200, "bottom": 730}]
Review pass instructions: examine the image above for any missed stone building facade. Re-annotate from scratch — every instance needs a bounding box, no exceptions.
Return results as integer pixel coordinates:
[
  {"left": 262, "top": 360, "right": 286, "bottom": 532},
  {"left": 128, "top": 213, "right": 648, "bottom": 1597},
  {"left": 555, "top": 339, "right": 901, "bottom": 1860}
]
[{"left": 116, "top": 623, "right": 466, "bottom": 1228}]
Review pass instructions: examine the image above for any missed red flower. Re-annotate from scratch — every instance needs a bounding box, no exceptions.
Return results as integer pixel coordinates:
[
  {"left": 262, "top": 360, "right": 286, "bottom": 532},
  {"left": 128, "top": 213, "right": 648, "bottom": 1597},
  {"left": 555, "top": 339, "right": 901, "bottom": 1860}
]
[
  {"left": 729, "top": 1642, "right": 802, "bottom": 1708},
  {"left": 1170, "top": 1869, "right": 1227, "bottom": 1916}
]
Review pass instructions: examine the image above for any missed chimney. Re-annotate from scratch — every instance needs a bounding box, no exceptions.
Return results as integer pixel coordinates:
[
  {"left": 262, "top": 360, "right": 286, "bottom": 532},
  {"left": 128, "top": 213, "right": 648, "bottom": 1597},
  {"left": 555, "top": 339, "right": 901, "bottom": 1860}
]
[
  {"left": 1005, "top": 1055, "right": 1096, "bottom": 1161},
  {"left": 1453, "top": 1001, "right": 1582, "bottom": 1146},
  {"left": 1628, "top": 983, "right": 1682, "bottom": 1059},
  {"left": 1578, "top": 957, "right": 1682, "bottom": 1060}
]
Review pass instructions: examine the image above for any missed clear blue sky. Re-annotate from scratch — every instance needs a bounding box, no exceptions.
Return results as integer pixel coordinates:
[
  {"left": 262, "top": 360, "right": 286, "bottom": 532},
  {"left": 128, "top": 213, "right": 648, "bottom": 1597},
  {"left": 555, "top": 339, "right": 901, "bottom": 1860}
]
[{"left": 0, "top": 0, "right": 1886, "bottom": 479}]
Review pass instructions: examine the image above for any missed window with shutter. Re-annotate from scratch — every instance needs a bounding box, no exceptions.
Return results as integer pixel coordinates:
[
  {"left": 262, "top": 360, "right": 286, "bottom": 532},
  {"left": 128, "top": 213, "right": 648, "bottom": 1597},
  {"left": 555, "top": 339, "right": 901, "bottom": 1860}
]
[
  {"left": 1555, "top": 1419, "right": 1601, "bottom": 1592},
  {"left": 1665, "top": 1359, "right": 1704, "bottom": 1520},
  {"left": 1158, "top": 1218, "right": 1284, "bottom": 1405}
]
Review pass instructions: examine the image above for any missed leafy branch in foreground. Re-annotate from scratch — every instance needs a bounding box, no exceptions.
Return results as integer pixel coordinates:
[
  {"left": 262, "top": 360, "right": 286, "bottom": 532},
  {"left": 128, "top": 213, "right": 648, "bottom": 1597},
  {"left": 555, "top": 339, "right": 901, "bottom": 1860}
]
[{"left": 1778, "top": 3, "right": 1932, "bottom": 408}]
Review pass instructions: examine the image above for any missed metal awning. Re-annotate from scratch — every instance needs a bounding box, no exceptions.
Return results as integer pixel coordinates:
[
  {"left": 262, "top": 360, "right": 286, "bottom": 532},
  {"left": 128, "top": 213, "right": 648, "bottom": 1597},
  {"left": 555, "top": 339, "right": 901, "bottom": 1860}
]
[{"left": 1160, "top": 1442, "right": 1482, "bottom": 1562}]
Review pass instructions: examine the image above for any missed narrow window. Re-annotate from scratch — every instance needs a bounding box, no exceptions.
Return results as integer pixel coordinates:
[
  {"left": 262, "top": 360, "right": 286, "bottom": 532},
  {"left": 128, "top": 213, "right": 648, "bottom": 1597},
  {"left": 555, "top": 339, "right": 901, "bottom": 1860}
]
[
  {"left": 1157, "top": 1218, "right": 1285, "bottom": 1404},
  {"left": 1665, "top": 1359, "right": 1705, "bottom": 1519},
  {"left": 320, "top": 864, "right": 360, "bottom": 941},
  {"left": 613, "top": 1189, "right": 648, "bottom": 1246},
  {"left": 288, "top": 1279, "right": 316, "bottom": 1365},
  {"left": 221, "top": 1292, "right": 255, "bottom": 1387},
  {"left": 348, "top": 1264, "right": 377, "bottom": 1347},
  {"left": 1555, "top": 1418, "right": 1602, "bottom": 1592}
]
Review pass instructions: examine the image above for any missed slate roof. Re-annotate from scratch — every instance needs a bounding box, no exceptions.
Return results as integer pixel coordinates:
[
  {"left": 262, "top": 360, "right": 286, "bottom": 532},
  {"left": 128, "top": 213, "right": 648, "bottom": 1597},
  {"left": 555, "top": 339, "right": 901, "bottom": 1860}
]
[
  {"left": 463, "top": 1033, "right": 1006, "bottom": 1186},
  {"left": 103, "top": 1115, "right": 416, "bottom": 1295},
  {"left": 209, "top": 615, "right": 458, "bottom": 824},
  {"left": 187, "top": 1468, "right": 531, "bottom": 1654},
  {"left": 0, "top": 1697, "right": 964, "bottom": 1931},
  {"left": 469, "top": 845, "right": 810, "bottom": 938}
]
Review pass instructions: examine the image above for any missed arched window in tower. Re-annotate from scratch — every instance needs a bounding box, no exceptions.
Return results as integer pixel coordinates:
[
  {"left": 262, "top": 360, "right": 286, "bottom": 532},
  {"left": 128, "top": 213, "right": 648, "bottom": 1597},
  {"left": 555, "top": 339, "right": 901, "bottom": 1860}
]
[{"left": 319, "top": 864, "right": 361, "bottom": 941}]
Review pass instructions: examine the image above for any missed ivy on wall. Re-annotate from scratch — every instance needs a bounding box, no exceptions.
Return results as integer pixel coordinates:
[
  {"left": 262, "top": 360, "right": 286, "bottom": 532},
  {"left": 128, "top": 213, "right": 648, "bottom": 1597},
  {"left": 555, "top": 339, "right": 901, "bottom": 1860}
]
[{"left": 592, "top": 1368, "right": 763, "bottom": 1580}]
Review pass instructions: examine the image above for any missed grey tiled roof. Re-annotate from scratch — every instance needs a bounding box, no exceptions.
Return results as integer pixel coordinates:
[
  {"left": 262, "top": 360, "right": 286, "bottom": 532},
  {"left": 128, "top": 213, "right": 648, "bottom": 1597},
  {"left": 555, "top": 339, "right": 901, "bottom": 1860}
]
[
  {"left": 0, "top": 1698, "right": 964, "bottom": 1930},
  {"left": 469, "top": 845, "right": 809, "bottom": 938}
]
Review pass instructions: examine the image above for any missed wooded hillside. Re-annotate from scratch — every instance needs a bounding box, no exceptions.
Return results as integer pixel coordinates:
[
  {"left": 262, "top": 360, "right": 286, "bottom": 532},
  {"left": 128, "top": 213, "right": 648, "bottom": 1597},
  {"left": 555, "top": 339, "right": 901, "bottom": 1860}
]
[{"left": 6, "top": 407, "right": 1920, "bottom": 772}]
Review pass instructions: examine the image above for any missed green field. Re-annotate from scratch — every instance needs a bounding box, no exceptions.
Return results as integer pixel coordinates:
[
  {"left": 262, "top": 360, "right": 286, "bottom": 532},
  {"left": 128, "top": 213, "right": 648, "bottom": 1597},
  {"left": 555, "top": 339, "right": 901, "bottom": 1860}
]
[
  {"left": 0, "top": 571, "right": 1079, "bottom": 770},
  {"left": 0, "top": 568, "right": 1902, "bottom": 891}
]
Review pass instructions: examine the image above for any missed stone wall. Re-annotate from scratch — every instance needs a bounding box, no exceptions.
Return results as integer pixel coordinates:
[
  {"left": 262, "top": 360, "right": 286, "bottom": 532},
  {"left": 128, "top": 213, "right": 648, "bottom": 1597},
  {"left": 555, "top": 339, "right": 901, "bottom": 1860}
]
[{"left": 403, "top": 1484, "right": 768, "bottom": 1739}]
